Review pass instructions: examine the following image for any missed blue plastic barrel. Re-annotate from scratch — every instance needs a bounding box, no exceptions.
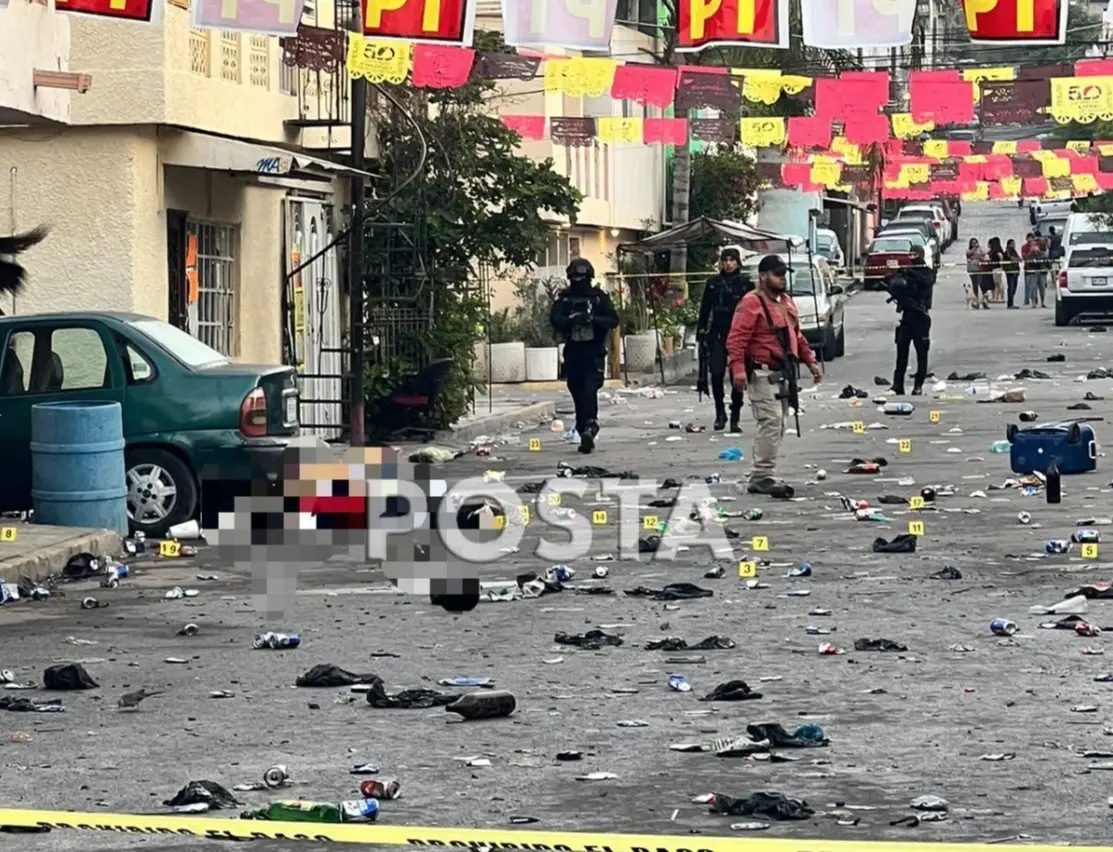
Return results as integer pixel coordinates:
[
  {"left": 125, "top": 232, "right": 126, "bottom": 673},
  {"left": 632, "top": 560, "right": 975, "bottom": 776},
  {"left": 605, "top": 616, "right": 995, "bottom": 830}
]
[{"left": 30, "top": 401, "right": 127, "bottom": 536}]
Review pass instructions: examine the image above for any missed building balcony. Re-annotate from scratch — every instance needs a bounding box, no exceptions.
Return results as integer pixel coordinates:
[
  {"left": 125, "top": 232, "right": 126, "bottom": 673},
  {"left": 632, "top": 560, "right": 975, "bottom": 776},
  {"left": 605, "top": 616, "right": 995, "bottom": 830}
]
[{"left": 0, "top": 0, "right": 78, "bottom": 125}]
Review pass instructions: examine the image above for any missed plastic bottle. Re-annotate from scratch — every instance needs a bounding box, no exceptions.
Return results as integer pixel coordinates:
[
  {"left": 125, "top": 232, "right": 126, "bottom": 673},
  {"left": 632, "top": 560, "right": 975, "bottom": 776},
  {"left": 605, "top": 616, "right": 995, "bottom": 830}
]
[
  {"left": 988, "top": 440, "right": 1011, "bottom": 453},
  {"left": 883, "top": 402, "right": 914, "bottom": 415},
  {"left": 242, "top": 799, "right": 379, "bottom": 823},
  {"left": 1046, "top": 460, "right": 1062, "bottom": 505},
  {"left": 445, "top": 690, "right": 517, "bottom": 720}
]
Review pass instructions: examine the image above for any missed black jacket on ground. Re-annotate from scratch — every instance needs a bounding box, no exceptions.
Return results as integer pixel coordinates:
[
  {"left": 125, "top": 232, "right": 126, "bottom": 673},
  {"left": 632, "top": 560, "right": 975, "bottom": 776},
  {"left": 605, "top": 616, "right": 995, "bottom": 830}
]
[
  {"left": 697, "top": 272, "right": 754, "bottom": 337},
  {"left": 550, "top": 285, "right": 619, "bottom": 355}
]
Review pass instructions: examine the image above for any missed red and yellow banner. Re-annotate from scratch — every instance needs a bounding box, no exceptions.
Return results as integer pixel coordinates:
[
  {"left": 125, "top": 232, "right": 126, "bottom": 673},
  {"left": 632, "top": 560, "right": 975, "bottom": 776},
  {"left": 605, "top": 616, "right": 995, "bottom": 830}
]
[
  {"left": 360, "top": 0, "right": 477, "bottom": 44},
  {"left": 55, "top": 0, "right": 155, "bottom": 22},
  {"left": 676, "top": 0, "right": 788, "bottom": 53},
  {"left": 962, "top": 0, "right": 1067, "bottom": 46}
]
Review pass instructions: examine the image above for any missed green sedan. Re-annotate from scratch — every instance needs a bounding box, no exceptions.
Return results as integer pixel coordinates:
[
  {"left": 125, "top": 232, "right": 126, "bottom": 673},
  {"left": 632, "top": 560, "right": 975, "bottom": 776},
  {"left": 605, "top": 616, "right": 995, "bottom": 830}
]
[{"left": 0, "top": 312, "right": 299, "bottom": 536}]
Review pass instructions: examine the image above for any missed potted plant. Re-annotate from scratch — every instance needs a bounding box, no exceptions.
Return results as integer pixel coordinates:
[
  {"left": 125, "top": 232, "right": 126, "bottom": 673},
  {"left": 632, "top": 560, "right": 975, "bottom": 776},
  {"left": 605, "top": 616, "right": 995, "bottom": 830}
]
[
  {"left": 514, "top": 276, "right": 561, "bottom": 381},
  {"left": 484, "top": 307, "right": 527, "bottom": 384}
]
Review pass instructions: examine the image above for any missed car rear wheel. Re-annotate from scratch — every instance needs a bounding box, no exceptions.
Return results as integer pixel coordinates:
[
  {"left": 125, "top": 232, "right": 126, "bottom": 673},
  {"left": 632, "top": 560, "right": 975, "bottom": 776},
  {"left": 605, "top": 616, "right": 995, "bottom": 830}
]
[
  {"left": 834, "top": 323, "right": 846, "bottom": 357},
  {"left": 821, "top": 325, "right": 838, "bottom": 361},
  {"left": 1054, "top": 299, "right": 1072, "bottom": 327},
  {"left": 125, "top": 447, "right": 198, "bottom": 537}
]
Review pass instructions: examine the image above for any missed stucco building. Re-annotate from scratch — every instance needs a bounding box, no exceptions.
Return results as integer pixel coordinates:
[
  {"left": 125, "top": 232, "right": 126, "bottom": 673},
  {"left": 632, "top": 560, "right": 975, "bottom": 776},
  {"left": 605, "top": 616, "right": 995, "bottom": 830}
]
[{"left": 0, "top": 0, "right": 365, "bottom": 374}]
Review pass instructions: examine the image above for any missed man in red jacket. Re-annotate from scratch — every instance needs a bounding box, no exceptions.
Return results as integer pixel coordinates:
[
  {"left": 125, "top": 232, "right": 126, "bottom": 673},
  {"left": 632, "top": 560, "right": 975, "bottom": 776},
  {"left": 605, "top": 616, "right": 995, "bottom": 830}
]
[{"left": 727, "top": 255, "right": 822, "bottom": 499}]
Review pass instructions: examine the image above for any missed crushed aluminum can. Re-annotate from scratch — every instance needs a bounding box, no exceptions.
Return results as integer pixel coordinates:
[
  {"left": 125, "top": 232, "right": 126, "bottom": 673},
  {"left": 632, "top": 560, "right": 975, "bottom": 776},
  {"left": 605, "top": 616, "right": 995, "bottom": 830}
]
[
  {"left": 263, "top": 765, "right": 289, "bottom": 788},
  {"left": 81, "top": 597, "right": 101, "bottom": 610},
  {"left": 990, "top": 618, "right": 1018, "bottom": 636},
  {"left": 1017, "top": 511, "right": 1032, "bottom": 525},
  {"left": 360, "top": 778, "right": 401, "bottom": 799},
  {"left": 593, "top": 566, "right": 609, "bottom": 579},
  {"left": 178, "top": 623, "right": 200, "bottom": 636}
]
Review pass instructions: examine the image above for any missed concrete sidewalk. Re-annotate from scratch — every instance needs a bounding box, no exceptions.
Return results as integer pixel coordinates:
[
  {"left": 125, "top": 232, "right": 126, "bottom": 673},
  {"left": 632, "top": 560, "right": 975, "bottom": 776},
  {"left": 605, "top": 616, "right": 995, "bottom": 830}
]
[{"left": 0, "top": 522, "right": 121, "bottom": 583}]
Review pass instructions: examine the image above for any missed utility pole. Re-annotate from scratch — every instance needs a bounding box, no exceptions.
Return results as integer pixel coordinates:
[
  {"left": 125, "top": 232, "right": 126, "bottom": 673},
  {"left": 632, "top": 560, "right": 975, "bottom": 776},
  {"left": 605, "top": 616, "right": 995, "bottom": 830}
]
[{"left": 347, "top": 0, "right": 367, "bottom": 447}]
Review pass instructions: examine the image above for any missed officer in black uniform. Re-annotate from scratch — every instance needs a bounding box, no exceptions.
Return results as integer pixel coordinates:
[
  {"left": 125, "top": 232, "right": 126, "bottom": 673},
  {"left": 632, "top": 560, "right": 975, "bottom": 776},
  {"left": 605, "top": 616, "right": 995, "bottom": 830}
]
[
  {"left": 550, "top": 258, "right": 619, "bottom": 454},
  {"left": 697, "top": 247, "right": 754, "bottom": 432},
  {"left": 886, "top": 245, "right": 935, "bottom": 396}
]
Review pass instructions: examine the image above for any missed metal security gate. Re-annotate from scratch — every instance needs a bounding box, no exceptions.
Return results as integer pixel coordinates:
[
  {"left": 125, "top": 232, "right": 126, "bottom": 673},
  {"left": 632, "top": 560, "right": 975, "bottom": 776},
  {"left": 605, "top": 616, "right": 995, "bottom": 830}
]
[{"left": 285, "top": 197, "right": 342, "bottom": 440}]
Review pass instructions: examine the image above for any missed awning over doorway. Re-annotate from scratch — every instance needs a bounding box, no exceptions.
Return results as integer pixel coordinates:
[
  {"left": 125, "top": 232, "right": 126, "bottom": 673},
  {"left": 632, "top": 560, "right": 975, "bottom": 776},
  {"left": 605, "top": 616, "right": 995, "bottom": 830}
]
[{"left": 159, "top": 128, "right": 373, "bottom": 182}]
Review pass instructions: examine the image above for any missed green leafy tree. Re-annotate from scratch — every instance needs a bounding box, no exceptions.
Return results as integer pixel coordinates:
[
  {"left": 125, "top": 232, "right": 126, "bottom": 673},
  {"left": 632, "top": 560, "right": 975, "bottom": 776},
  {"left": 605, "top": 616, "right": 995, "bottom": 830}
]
[
  {"left": 685, "top": 145, "right": 761, "bottom": 272},
  {"left": 366, "top": 30, "right": 582, "bottom": 427}
]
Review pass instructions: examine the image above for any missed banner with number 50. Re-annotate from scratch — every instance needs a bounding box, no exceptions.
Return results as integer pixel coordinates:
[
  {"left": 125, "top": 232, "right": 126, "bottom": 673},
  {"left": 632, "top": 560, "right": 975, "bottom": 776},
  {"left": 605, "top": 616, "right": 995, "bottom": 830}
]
[{"left": 190, "top": 0, "right": 307, "bottom": 36}]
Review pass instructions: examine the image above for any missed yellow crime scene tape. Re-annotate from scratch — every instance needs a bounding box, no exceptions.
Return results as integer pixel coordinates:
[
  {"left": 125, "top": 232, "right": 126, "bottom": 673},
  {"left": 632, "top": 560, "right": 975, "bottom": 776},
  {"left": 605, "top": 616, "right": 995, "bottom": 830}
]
[{"left": 0, "top": 808, "right": 1111, "bottom": 852}]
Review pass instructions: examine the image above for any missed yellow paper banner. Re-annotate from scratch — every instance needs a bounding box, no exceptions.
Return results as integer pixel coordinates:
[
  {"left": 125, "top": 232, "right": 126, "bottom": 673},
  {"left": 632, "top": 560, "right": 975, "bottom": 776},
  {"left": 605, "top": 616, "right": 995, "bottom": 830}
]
[
  {"left": 733, "top": 69, "right": 783, "bottom": 105},
  {"left": 898, "top": 163, "right": 929, "bottom": 185},
  {"left": 779, "top": 74, "right": 812, "bottom": 95},
  {"left": 544, "top": 59, "right": 617, "bottom": 98},
  {"left": 1098, "top": 144, "right": 1113, "bottom": 156},
  {"left": 962, "top": 182, "right": 990, "bottom": 201},
  {"left": 346, "top": 34, "right": 411, "bottom": 84},
  {"left": 962, "top": 66, "right": 1016, "bottom": 103},
  {"left": 965, "top": 155, "right": 988, "bottom": 163},
  {"left": 1073, "top": 173, "right": 1100, "bottom": 194},
  {"left": 596, "top": 117, "right": 643, "bottom": 144},
  {"left": 890, "top": 113, "right": 934, "bottom": 139},
  {"left": 1041, "top": 157, "right": 1070, "bottom": 178},
  {"left": 991, "top": 141, "right": 1017, "bottom": 154},
  {"left": 922, "top": 140, "right": 948, "bottom": 159},
  {"left": 830, "top": 137, "right": 862, "bottom": 164},
  {"left": 740, "top": 117, "right": 786, "bottom": 148},
  {"left": 1030, "top": 149, "right": 1058, "bottom": 161},
  {"left": 1000, "top": 176, "right": 1022, "bottom": 197},
  {"left": 1066, "top": 140, "right": 1094, "bottom": 152},
  {"left": 810, "top": 161, "right": 842, "bottom": 188},
  {"left": 1048, "top": 76, "right": 1113, "bottom": 124}
]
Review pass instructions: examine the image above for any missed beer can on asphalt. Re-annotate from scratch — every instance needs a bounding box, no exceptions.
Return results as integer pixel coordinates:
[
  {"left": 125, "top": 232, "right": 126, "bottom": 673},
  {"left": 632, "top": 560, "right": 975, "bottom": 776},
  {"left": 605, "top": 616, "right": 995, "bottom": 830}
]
[
  {"left": 990, "top": 618, "right": 1018, "bottom": 636},
  {"left": 263, "top": 764, "right": 289, "bottom": 788},
  {"left": 360, "top": 778, "right": 401, "bottom": 799}
]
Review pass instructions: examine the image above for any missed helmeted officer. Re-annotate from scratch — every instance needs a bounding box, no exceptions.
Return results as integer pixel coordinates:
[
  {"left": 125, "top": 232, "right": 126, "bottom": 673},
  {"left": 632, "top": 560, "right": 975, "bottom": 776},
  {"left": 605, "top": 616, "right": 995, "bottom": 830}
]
[
  {"left": 886, "top": 244, "right": 934, "bottom": 396},
  {"left": 697, "top": 246, "right": 754, "bottom": 432},
  {"left": 550, "top": 259, "right": 619, "bottom": 454}
]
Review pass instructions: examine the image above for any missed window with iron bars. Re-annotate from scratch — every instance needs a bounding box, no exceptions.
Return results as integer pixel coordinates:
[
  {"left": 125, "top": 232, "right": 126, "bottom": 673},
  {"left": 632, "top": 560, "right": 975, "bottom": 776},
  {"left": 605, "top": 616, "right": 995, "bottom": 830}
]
[{"left": 186, "top": 220, "right": 239, "bottom": 356}]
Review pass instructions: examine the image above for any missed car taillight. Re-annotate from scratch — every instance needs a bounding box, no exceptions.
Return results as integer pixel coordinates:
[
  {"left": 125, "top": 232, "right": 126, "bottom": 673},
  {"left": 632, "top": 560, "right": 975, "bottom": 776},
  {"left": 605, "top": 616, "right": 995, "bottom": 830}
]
[
  {"left": 1059, "top": 271, "right": 1068, "bottom": 289},
  {"left": 240, "top": 387, "right": 268, "bottom": 437}
]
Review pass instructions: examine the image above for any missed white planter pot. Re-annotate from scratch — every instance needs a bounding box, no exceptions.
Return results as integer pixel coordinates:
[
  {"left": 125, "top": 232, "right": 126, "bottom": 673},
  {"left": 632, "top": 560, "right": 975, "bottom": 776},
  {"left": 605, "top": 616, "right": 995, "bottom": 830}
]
[
  {"left": 623, "top": 332, "right": 658, "bottom": 373},
  {"left": 489, "top": 341, "right": 527, "bottom": 384},
  {"left": 525, "top": 346, "right": 559, "bottom": 381}
]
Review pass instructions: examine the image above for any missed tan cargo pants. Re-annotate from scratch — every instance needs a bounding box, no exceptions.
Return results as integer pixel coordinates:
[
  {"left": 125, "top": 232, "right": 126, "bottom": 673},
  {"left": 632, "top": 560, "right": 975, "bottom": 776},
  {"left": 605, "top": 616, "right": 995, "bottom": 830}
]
[{"left": 747, "top": 368, "right": 787, "bottom": 481}]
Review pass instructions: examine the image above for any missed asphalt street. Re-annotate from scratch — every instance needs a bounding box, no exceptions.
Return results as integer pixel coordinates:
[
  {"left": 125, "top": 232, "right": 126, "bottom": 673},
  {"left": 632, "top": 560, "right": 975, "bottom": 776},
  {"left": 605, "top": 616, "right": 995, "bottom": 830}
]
[{"left": 5, "top": 201, "right": 1113, "bottom": 851}]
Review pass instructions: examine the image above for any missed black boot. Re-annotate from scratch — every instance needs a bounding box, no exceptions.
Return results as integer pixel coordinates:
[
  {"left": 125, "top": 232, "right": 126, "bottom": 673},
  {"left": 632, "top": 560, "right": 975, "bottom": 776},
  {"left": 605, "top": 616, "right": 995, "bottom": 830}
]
[
  {"left": 911, "top": 384, "right": 923, "bottom": 396},
  {"left": 891, "top": 377, "right": 905, "bottom": 395},
  {"left": 713, "top": 404, "right": 727, "bottom": 431},
  {"left": 578, "top": 420, "right": 598, "bottom": 454},
  {"left": 729, "top": 407, "right": 742, "bottom": 433}
]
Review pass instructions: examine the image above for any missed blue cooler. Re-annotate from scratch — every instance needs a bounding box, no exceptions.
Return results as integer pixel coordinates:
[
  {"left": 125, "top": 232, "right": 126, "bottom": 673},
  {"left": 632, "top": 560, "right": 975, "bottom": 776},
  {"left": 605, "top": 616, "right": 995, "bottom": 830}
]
[{"left": 1009, "top": 422, "right": 1098, "bottom": 475}]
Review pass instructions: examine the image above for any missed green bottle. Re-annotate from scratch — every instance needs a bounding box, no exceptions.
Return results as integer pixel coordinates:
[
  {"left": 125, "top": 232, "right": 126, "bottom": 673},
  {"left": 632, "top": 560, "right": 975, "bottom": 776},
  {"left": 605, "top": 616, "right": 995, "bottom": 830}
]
[{"left": 241, "top": 799, "right": 379, "bottom": 823}]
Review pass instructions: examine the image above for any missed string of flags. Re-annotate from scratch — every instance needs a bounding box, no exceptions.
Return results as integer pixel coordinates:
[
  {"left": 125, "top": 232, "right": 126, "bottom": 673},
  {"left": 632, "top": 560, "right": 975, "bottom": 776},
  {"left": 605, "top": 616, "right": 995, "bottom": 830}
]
[{"left": 10, "top": 0, "right": 1076, "bottom": 55}]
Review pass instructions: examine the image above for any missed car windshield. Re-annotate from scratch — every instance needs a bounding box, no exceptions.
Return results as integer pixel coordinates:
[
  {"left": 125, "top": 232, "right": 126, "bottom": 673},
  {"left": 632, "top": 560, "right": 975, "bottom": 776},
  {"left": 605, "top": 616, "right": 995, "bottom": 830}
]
[
  {"left": 1070, "top": 230, "right": 1113, "bottom": 245},
  {"left": 871, "top": 239, "right": 914, "bottom": 253},
  {"left": 129, "top": 319, "right": 229, "bottom": 367},
  {"left": 1069, "top": 248, "right": 1113, "bottom": 268},
  {"left": 740, "top": 264, "right": 819, "bottom": 295},
  {"left": 896, "top": 212, "right": 933, "bottom": 221}
]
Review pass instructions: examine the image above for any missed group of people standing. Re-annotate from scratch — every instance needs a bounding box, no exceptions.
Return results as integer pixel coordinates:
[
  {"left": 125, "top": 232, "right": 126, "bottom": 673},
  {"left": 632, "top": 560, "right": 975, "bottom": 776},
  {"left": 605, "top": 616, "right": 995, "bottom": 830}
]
[{"left": 966, "top": 229, "right": 1062, "bottom": 310}]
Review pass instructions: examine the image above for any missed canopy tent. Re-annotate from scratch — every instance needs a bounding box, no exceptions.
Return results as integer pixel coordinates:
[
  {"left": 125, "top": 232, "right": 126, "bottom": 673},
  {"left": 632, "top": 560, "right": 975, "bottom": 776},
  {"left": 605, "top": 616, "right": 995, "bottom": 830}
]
[{"left": 619, "top": 216, "right": 804, "bottom": 255}]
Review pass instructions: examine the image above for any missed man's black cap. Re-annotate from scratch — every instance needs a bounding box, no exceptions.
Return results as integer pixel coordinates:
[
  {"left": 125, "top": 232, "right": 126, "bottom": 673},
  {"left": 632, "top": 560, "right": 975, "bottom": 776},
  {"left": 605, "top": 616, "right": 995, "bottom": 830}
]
[
  {"left": 567, "top": 258, "right": 594, "bottom": 279},
  {"left": 757, "top": 255, "right": 787, "bottom": 276},
  {"left": 720, "top": 247, "right": 741, "bottom": 263}
]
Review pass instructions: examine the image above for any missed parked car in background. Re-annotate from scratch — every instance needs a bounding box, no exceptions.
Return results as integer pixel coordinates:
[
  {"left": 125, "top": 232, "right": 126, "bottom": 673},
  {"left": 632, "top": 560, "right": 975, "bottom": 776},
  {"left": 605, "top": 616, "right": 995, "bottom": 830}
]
[
  {"left": 740, "top": 254, "right": 846, "bottom": 360},
  {"left": 1064, "top": 212, "right": 1113, "bottom": 249},
  {"left": 878, "top": 221, "right": 940, "bottom": 268},
  {"left": 0, "top": 312, "right": 300, "bottom": 535},
  {"left": 1055, "top": 245, "right": 1113, "bottom": 327},
  {"left": 813, "top": 228, "right": 845, "bottom": 269},
  {"left": 900, "top": 203, "right": 954, "bottom": 246},
  {"left": 861, "top": 234, "right": 921, "bottom": 290},
  {"left": 894, "top": 206, "right": 949, "bottom": 248}
]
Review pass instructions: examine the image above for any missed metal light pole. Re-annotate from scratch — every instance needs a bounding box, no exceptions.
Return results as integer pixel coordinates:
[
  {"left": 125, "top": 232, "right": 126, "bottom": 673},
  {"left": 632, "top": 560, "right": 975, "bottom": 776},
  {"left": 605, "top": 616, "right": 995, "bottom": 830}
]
[{"left": 347, "top": 3, "right": 367, "bottom": 446}]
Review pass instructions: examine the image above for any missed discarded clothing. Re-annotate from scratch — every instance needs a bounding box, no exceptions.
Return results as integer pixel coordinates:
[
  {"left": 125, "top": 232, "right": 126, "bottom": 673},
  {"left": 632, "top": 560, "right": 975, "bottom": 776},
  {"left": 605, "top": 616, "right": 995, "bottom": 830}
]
[
  {"left": 557, "top": 463, "right": 636, "bottom": 479},
  {"left": 661, "top": 478, "right": 683, "bottom": 489},
  {"left": 930, "top": 566, "right": 962, "bottom": 580},
  {"left": 877, "top": 494, "right": 907, "bottom": 505},
  {"left": 1015, "top": 368, "right": 1052, "bottom": 380},
  {"left": 746, "top": 723, "right": 828, "bottom": 748},
  {"left": 874, "top": 376, "right": 891, "bottom": 386},
  {"left": 163, "top": 781, "right": 241, "bottom": 811},
  {"left": 701, "top": 680, "right": 762, "bottom": 702},
  {"left": 555, "top": 630, "right": 624, "bottom": 650},
  {"left": 625, "top": 582, "right": 713, "bottom": 601},
  {"left": 43, "top": 663, "right": 98, "bottom": 691},
  {"left": 645, "top": 635, "right": 735, "bottom": 651},
  {"left": 1071, "top": 583, "right": 1113, "bottom": 600},
  {"left": 1047, "top": 354, "right": 1066, "bottom": 362},
  {"left": 366, "top": 681, "right": 456, "bottom": 709},
  {"left": 851, "top": 457, "right": 888, "bottom": 467},
  {"left": 873, "top": 534, "right": 918, "bottom": 554},
  {"left": 947, "top": 371, "right": 985, "bottom": 381},
  {"left": 0, "top": 696, "right": 62, "bottom": 713},
  {"left": 408, "top": 446, "right": 464, "bottom": 464},
  {"left": 839, "top": 385, "right": 869, "bottom": 399},
  {"left": 516, "top": 571, "right": 563, "bottom": 596},
  {"left": 710, "top": 791, "right": 815, "bottom": 821},
  {"left": 638, "top": 536, "right": 661, "bottom": 553},
  {"left": 854, "top": 637, "right": 908, "bottom": 652},
  {"left": 647, "top": 498, "right": 677, "bottom": 508},
  {"left": 517, "top": 481, "right": 545, "bottom": 494},
  {"left": 296, "top": 664, "right": 381, "bottom": 688},
  {"left": 63, "top": 552, "right": 104, "bottom": 580}
]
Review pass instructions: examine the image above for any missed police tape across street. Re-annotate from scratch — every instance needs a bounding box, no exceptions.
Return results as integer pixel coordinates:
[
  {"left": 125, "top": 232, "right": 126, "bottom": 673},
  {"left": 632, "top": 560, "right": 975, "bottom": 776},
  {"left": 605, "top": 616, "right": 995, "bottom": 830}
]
[{"left": 2, "top": 807, "right": 1111, "bottom": 852}]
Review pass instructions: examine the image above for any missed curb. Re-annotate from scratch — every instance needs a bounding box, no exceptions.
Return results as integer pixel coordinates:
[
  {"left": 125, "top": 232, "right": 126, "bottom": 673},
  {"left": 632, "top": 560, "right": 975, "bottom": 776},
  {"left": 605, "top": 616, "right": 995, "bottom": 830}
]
[
  {"left": 444, "top": 400, "right": 558, "bottom": 442},
  {"left": 0, "top": 529, "right": 122, "bottom": 584}
]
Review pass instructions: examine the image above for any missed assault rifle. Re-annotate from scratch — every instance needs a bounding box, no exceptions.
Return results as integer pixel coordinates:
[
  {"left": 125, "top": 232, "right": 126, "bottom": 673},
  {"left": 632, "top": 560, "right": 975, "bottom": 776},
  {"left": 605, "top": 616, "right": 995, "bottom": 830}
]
[{"left": 696, "top": 334, "right": 710, "bottom": 400}]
